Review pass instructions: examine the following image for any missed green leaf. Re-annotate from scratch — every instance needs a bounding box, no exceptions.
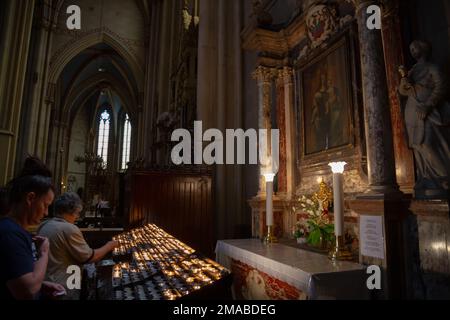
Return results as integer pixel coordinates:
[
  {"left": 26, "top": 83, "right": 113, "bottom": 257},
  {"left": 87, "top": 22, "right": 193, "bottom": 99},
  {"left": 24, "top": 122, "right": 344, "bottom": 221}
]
[{"left": 308, "top": 229, "right": 321, "bottom": 245}]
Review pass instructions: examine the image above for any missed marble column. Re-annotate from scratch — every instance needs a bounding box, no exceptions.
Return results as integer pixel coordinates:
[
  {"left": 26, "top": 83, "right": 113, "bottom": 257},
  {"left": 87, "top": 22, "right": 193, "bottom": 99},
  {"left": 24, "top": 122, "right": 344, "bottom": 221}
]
[
  {"left": 282, "top": 67, "right": 295, "bottom": 199},
  {"left": 275, "top": 71, "right": 287, "bottom": 195},
  {"left": 355, "top": 0, "right": 400, "bottom": 197},
  {"left": 252, "top": 66, "right": 274, "bottom": 195},
  {"left": 280, "top": 67, "right": 296, "bottom": 239},
  {"left": 380, "top": 0, "right": 415, "bottom": 193}
]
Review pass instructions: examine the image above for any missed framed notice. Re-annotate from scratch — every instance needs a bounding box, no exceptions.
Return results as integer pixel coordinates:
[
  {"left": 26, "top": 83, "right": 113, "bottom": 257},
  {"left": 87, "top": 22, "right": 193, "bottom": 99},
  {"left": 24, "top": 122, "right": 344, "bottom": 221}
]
[{"left": 360, "top": 215, "right": 385, "bottom": 260}]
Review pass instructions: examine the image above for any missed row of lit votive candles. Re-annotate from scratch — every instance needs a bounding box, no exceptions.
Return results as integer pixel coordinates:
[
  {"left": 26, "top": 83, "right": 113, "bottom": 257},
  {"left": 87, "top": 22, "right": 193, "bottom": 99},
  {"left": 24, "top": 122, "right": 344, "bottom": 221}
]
[
  {"left": 113, "top": 258, "right": 224, "bottom": 289},
  {"left": 113, "top": 260, "right": 223, "bottom": 282},
  {"left": 113, "top": 237, "right": 194, "bottom": 257},
  {"left": 114, "top": 224, "right": 193, "bottom": 247},
  {"left": 113, "top": 231, "right": 195, "bottom": 255}
]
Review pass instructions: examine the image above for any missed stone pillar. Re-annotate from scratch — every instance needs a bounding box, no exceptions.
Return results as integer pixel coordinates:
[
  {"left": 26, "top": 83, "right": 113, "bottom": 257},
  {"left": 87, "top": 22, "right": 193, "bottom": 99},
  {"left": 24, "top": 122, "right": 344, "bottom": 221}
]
[
  {"left": 380, "top": 0, "right": 415, "bottom": 193},
  {"left": 15, "top": 2, "right": 56, "bottom": 175},
  {"left": 252, "top": 66, "right": 274, "bottom": 195},
  {"left": 197, "top": 0, "right": 245, "bottom": 240},
  {"left": 197, "top": 0, "right": 218, "bottom": 131},
  {"left": 349, "top": 0, "right": 408, "bottom": 299},
  {"left": 145, "top": 0, "right": 163, "bottom": 163},
  {"left": 356, "top": 0, "right": 400, "bottom": 197},
  {"left": 0, "top": 0, "right": 36, "bottom": 184}
]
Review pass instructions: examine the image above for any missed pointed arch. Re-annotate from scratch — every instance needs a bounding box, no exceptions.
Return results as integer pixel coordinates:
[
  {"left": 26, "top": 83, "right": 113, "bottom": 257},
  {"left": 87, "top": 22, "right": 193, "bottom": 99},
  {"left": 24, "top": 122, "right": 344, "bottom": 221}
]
[
  {"left": 48, "top": 29, "right": 144, "bottom": 91},
  {"left": 63, "top": 73, "right": 136, "bottom": 126}
]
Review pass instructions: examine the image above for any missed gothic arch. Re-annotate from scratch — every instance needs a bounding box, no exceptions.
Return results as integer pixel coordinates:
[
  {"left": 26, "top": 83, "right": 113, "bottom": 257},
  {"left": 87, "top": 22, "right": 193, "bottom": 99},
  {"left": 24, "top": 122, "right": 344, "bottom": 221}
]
[
  {"left": 63, "top": 73, "right": 136, "bottom": 127},
  {"left": 48, "top": 29, "right": 144, "bottom": 91},
  {"left": 62, "top": 57, "right": 138, "bottom": 114}
]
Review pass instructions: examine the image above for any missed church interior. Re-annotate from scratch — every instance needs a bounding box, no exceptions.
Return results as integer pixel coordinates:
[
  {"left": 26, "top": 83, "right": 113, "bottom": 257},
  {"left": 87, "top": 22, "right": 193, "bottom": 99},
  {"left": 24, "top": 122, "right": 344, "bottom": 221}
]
[{"left": 0, "top": 0, "right": 449, "bottom": 301}]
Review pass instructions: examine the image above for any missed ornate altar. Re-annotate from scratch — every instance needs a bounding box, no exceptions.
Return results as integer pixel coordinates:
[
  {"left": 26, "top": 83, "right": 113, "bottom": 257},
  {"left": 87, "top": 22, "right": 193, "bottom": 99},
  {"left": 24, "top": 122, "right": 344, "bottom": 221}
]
[{"left": 216, "top": 239, "right": 368, "bottom": 300}]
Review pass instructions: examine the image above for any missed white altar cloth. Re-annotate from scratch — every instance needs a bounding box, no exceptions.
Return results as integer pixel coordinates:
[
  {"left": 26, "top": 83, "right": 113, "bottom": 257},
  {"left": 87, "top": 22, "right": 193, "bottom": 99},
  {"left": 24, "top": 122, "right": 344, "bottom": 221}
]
[{"left": 216, "top": 239, "right": 370, "bottom": 300}]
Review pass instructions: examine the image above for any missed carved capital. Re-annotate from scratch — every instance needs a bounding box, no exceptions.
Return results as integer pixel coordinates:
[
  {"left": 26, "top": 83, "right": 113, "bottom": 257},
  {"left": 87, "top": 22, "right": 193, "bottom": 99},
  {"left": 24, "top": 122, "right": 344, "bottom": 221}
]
[
  {"left": 275, "top": 67, "right": 294, "bottom": 86},
  {"left": 252, "top": 66, "right": 276, "bottom": 84}
]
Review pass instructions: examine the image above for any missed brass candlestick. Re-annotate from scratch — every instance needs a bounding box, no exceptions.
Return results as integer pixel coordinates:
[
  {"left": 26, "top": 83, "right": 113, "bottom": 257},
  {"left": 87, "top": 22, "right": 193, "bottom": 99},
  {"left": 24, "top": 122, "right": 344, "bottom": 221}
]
[
  {"left": 263, "top": 225, "right": 278, "bottom": 244},
  {"left": 328, "top": 235, "right": 353, "bottom": 261}
]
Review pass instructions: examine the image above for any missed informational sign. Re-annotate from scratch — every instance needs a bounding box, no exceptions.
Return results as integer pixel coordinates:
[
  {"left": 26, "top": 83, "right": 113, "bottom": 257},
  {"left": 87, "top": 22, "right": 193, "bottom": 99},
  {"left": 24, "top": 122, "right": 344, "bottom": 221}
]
[{"left": 360, "top": 215, "right": 385, "bottom": 260}]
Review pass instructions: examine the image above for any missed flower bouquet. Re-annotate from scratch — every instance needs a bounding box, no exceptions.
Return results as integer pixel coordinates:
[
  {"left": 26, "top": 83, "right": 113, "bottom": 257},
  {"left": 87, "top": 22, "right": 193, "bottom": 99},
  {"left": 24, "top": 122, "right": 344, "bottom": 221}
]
[{"left": 293, "top": 195, "right": 335, "bottom": 249}]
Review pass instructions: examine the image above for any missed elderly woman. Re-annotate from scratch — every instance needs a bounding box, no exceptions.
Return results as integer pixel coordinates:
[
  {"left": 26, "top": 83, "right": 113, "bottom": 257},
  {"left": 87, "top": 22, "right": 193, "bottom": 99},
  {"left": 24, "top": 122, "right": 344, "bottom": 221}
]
[{"left": 38, "top": 192, "right": 118, "bottom": 299}]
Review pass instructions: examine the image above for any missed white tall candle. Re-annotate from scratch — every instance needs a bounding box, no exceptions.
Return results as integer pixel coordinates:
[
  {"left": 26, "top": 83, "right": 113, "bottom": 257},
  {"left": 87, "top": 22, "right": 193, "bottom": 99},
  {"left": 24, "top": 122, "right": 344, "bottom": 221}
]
[
  {"left": 332, "top": 172, "right": 344, "bottom": 236},
  {"left": 329, "top": 162, "right": 346, "bottom": 237},
  {"left": 266, "top": 180, "right": 273, "bottom": 226}
]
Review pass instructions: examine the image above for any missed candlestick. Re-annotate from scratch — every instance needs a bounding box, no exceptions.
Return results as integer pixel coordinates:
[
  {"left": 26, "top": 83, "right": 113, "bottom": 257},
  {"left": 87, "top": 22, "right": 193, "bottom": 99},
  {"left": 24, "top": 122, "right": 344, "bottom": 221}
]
[{"left": 328, "top": 162, "right": 352, "bottom": 261}]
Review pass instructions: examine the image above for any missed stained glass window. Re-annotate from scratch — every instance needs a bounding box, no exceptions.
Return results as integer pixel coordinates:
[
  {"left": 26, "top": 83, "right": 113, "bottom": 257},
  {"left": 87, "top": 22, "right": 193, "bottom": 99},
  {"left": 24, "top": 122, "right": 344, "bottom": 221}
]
[
  {"left": 121, "top": 114, "right": 131, "bottom": 170},
  {"left": 97, "top": 110, "right": 110, "bottom": 168}
]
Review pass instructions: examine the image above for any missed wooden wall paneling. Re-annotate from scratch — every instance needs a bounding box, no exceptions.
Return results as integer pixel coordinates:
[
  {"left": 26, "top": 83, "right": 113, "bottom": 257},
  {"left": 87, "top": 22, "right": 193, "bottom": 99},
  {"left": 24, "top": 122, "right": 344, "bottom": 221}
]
[{"left": 123, "top": 168, "right": 214, "bottom": 256}]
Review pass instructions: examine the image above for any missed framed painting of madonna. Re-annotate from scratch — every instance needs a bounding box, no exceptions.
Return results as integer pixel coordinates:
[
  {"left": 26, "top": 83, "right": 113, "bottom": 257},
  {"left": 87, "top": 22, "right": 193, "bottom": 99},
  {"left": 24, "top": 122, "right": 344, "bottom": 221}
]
[
  {"left": 299, "top": 36, "right": 353, "bottom": 156},
  {"left": 295, "top": 30, "right": 364, "bottom": 173}
]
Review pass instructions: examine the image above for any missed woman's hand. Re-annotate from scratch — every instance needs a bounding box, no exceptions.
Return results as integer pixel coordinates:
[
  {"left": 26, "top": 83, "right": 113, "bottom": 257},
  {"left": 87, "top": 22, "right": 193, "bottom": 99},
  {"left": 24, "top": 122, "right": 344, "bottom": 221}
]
[
  {"left": 33, "top": 236, "right": 49, "bottom": 256},
  {"left": 41, "top": 281, "right": 67, "bottom": 298},
  {"left": 107, "top": 240, "right": 119, "bottom": 250}
]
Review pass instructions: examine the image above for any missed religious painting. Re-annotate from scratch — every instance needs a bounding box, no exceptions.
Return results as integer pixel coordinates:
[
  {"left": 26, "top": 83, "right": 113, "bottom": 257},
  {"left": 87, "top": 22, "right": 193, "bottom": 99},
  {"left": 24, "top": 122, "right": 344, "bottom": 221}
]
[{"left": 298, "top": 36, "right": 353, "bottom": 156}]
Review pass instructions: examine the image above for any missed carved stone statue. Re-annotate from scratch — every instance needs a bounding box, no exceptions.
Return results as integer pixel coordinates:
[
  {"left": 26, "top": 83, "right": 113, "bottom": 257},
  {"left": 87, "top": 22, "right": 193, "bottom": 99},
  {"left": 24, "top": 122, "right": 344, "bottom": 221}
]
[
  {"left": 156, "top": 111, "right": 178, "bottom": 165},
  {"left": 398, "top": 40, "right": 450, "bottom": 199}
]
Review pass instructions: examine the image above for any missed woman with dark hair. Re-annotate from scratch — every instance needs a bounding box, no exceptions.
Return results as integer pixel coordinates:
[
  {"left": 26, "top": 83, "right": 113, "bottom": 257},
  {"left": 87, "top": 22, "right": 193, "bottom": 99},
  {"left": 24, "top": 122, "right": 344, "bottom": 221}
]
[
  {"left": 16, "top": 156, "right": 52, "bottom": 179},
  {"left": 0, "top": 158, "right": 66, "bottom": 300}
]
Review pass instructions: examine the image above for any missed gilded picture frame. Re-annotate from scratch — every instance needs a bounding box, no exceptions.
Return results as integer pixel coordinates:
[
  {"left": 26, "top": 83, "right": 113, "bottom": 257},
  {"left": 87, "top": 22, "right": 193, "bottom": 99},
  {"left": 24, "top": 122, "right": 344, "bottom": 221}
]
[{"left": 294, "top": 28, "right": 365, "bottom": 175}]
